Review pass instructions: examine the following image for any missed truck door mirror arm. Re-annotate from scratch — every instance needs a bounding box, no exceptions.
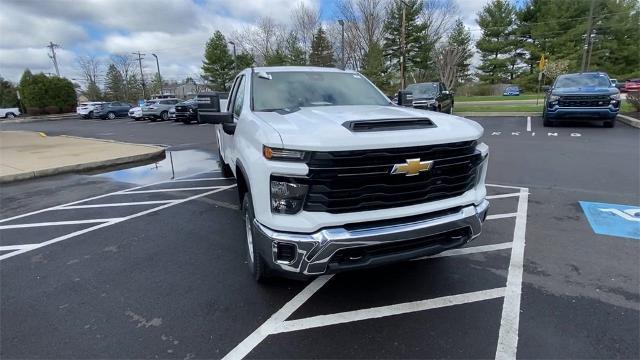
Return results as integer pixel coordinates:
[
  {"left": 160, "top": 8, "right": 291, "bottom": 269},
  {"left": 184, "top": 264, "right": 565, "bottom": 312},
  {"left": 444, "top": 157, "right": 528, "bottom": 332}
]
[{"left": 222, "top": 121, "right": 236, "bottom": 135}]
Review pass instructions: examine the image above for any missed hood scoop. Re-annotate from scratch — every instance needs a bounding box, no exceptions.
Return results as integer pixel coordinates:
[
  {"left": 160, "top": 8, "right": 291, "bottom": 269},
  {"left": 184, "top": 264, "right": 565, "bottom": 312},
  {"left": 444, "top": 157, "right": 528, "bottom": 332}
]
[{"left": 343, "top": 118, "right": 436, "bottom": 132}]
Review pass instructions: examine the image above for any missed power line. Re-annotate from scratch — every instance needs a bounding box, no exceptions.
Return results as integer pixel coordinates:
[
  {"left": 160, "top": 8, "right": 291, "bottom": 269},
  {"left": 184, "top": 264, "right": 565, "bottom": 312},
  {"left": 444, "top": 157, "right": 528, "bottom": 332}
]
[
  {"left": 46, "top": 42, "right": 61, "bottom": 76},
  {"left": 132, "top": 51, "right": 147, "bottom": 99}
]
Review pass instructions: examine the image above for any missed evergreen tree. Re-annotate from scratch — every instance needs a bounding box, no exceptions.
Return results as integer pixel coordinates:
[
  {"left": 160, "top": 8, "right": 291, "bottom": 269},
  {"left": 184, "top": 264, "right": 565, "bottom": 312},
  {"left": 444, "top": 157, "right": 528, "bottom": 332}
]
[
  {"left": 475, "top": 0, "right": 519, "bottom": 83},
  {"left": 285, "top": 32, "right": 306, "bottom": 65},
  {"left": 265, "top": 48, "right": 289, "bottom": 66},
  {"left": 149, "top": 72, "right": 163, "bottom": 96},
  {"left": 104, "top": 64, "right": 125, "bottom": 101},
  {"left": 309, "top": 27, "right": 335, "bottom": 67},
  {"left": 361, "top": 42, "right": 392, "bottom": 93},
  {"left": 202, "top": 30, "right": 235, "bottom": 91},
  {"left": 84, "top": 81, "right": 102, "bottom": 101},
  {"left": 448, "top": 18, "right": 473, "bottom": 86},
  {"left": 235, "top": 52, "right": 255, "bottom": 71},
  {"left": 382, "top": 0, "right": 426, "bottom": 77},
  {"left": 126, "top": 73, "right": 143, "bottom": 102},
  {"left": 0, "top": 77, "right": 19, "bottom": 108}
]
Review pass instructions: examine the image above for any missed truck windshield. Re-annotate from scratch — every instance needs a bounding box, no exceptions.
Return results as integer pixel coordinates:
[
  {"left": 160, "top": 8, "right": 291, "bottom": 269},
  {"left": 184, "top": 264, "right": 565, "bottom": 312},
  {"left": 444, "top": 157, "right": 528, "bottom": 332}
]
[
  {"left": 555, "top": 74, "right": 611, "bottom": 88},
  {"left": 252, "top": 71, "right": 390, "bottom": 111},
  {"left": 405, "top": 83, "right": 438, "bottom": 97}
]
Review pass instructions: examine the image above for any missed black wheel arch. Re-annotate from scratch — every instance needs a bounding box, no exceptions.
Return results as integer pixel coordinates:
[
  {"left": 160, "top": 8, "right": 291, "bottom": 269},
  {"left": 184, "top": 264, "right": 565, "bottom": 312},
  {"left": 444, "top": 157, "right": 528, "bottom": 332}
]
[{"left": 235, "top": 159, "right": 251, "bottom": 207}]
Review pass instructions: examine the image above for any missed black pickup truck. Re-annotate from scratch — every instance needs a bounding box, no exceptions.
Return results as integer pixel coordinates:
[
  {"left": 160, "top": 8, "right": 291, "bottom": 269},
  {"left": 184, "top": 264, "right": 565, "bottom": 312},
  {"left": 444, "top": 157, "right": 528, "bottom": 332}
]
[{"left": 174, "top": 99, "right": 198, "bottom": 124}]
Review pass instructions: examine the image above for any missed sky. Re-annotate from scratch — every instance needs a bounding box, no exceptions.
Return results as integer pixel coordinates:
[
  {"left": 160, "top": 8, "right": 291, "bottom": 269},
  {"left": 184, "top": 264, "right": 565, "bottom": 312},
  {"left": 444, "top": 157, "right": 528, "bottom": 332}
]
[{"left": 0, "top": 0, "right": 492, "bottom": 85}]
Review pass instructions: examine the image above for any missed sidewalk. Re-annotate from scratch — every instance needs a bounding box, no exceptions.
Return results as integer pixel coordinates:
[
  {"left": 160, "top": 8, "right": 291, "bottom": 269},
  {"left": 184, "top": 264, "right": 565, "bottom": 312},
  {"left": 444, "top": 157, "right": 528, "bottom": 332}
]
[{"left": 0, "top": 131, "right": 165, "bottom": 183}]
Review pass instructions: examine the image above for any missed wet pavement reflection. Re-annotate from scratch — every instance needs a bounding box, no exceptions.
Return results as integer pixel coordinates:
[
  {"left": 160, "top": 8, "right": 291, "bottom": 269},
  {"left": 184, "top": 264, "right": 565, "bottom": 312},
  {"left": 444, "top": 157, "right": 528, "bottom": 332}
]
[{"left": 92, "top": 149, "right": 220, "bottom": 185}]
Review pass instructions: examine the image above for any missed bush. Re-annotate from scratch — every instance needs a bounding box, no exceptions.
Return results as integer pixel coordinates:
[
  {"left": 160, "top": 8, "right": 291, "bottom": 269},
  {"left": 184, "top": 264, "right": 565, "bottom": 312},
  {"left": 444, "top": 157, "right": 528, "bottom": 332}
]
[
  {"left": 26, "top": 107, "right": 42, "bottom": 116},
  {"left": 44, "top": 105, "right": 60, "bottom": 114},
  {"left": 626, "top": 91, "right": 640, "bottom": 112},
  {"left": 61, "top": 105, "right": 75, "bottom": 113}
]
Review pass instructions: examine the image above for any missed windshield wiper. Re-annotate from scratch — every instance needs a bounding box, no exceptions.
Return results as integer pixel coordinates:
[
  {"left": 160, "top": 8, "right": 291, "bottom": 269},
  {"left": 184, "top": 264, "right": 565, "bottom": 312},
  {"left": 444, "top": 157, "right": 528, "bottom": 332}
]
[{"left": 257, "top": 107, "right": 300, "bottom": 114}]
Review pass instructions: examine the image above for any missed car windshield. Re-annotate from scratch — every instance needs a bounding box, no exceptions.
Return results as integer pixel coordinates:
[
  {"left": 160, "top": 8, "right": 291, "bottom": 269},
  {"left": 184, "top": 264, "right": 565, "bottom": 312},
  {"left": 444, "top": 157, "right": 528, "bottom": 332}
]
[
  {"left": 555, "top": 74, "right": 611, "bottom": 88},
  {"left": 405, "top": 83, "right": 439, "bottom": 97},
  {"left": 145, "top": 101, "right": 158, "bottom": 105},
  {"left": 505, "top": 87, "right": 518, "bottom": 91},
  {"left": 252, "top": 71, "right": 390, "bottom": 111}
]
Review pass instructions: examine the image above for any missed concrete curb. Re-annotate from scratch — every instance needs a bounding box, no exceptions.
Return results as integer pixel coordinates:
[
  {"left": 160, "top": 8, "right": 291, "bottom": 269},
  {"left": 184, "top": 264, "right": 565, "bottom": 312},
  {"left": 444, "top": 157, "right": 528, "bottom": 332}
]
[
  {"left": 0, "top": 135, "right": 166, "bottom": 183},
  {"left": 618, "top": 114, "right": 640, "bottom": 128},
  {"left": 454, "top": 111, "right": 542, "bottom": 117},
  {"left": 1, "top": 113, "right": 77, "bottom": 124}
]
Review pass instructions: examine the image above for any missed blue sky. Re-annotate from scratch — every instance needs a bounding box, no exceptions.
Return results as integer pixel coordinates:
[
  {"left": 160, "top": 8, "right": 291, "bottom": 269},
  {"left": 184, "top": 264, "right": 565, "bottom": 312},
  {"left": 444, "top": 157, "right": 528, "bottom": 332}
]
[{"left": 0, "top": 0, "right": 491, "bottom": 83}]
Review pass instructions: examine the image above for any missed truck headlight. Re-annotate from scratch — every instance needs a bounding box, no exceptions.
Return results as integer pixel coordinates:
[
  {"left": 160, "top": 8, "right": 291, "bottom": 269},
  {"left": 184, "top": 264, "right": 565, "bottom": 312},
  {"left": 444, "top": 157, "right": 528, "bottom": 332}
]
[
  {"left": 263, "top": 146, "right": 306, "bottom": 161},
  {"left": 548, "top": 94, "right": 560, "bottom": 102},
  {"left": 270, "top": 178, "right": 308, "bottom": 214},
  {"left": 610, "top": 93, "right": 621, "bottom": 101}
]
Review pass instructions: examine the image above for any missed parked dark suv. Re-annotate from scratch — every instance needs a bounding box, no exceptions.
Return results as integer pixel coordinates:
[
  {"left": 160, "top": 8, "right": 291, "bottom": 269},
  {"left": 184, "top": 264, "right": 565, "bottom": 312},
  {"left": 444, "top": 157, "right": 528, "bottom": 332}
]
[
  {"left": 174, "top": 99, "right": 198, "bottom": 124},
  {"left": 96, "top": 102, "right": 132, "bottom": 119},
  {"left": 405, "top": 82, "right": 454, "bottom": 114},
  {"left": 543, "top": 72, "right": 621, "bottom": 127}
]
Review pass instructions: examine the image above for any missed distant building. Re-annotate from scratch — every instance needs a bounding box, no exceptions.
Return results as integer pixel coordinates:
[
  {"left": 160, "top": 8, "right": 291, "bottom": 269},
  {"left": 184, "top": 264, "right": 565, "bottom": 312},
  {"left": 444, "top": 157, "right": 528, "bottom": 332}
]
[{"left": 174, "top": 82, "right": 211, "bottom": 99}]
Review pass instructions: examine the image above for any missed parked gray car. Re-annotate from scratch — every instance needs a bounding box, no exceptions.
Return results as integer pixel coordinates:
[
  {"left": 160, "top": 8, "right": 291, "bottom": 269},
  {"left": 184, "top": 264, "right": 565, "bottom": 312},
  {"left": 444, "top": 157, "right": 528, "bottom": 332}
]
[
  {"left": 142, "top": 98, "right": 180, "bottom": 121},
  {"left": 96, "top": 101, "right": 133, "bottom": 119}
]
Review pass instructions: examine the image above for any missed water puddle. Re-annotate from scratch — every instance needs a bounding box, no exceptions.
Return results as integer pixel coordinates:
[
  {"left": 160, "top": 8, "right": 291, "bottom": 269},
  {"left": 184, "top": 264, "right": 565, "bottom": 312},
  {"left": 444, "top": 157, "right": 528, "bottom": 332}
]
[{"left": 91, "top": 149, "right": 220, "bottom": 185}]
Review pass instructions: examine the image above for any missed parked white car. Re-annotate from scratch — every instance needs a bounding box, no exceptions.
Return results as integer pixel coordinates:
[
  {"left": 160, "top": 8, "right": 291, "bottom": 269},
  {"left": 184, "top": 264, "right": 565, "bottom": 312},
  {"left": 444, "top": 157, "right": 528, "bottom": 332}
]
[
  {"left": 77, "top": 102, "right": 105, "bottom": 119},
  {"left": 0, "top": 107, "right": 20, "bottom": 118},
  {"left": 128, "top": 106, "right": 143, "bottom": 120}
]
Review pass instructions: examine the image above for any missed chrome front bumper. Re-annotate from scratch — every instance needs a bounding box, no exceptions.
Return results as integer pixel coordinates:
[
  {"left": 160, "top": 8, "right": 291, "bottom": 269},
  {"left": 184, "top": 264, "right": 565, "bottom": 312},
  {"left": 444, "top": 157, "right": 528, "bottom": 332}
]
[{"left": 254, "top": 200, "right": 489, "bottom": 276}]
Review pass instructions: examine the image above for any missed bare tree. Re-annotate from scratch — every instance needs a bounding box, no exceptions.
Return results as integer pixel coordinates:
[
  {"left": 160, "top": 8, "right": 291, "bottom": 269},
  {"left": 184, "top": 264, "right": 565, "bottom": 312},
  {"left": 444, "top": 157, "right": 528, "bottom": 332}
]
[
  {"left": 77, "top": 55, "right": 101, "bottom": 84},
  {"left": 434, "top": 45, "right": 464, "bottom": 90},
  {"left": 231, "top": 16, "right": 287, "bottom": 65},
  {"left": 292, "top": 2, "right": 321, "bottom": 59},
  {"left": 111, "top": 54, "right": 135, "bottom": 99},
  {"left": 333, "top": 0, "right": 386, "bottom": 69},
  {"left": 421, "top": 0, "right": 458, "bottom": 46}
]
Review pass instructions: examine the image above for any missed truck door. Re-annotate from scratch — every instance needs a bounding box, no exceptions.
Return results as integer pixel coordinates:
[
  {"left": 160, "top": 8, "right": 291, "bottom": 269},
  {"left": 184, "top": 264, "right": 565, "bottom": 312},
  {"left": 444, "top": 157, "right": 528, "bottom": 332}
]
[{"left": 218, "top": 75, "right": 246, "bottom": 170}]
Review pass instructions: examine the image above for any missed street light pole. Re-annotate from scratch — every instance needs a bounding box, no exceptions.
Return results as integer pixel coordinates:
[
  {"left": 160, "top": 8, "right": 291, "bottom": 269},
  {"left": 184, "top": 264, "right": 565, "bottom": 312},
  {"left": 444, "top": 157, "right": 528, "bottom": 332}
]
[
  {"left": 338, "top": 20, "right": 345, "bottom": 70},
  {"left": 581, "top": 0, "right": 596, "bottom": 72},
  {"left": 400, "top": 1, "right": 407, "bottom": 90},
  {"left": 228, "top": 41, "right": 237, "bottom": 71},
  {"left": 151, "top": 53, "right": 162, "bottom": 95}
]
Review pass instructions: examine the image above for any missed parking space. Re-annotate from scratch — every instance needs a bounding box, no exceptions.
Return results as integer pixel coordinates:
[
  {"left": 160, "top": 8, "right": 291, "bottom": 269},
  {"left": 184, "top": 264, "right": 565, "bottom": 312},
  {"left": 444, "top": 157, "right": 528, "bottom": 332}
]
[{"left": 1, "top": 116, "right": 638, "bottom": 359}]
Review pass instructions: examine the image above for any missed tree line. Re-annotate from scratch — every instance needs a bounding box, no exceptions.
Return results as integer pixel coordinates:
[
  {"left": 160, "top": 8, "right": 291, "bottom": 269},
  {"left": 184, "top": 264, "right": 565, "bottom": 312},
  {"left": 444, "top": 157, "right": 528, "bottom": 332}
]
[{"left": 201, "top": 0, "right": 638, "bottom": 94}]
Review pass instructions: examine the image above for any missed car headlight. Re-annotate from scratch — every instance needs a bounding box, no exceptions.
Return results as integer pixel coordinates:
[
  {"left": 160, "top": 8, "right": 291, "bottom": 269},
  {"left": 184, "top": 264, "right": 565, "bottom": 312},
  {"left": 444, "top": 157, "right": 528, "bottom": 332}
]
[
  {"left": 270, "top": 178, "right": 309, "bottom": 214},
  {"left": 549, "top": 94, "right": 560, "bottom": 102},
  {"left": 610, "top": 93, "right": 621, "bottom": 100},
  {"left": 263, "top": 146, "right": 306, "bottom": 161}
]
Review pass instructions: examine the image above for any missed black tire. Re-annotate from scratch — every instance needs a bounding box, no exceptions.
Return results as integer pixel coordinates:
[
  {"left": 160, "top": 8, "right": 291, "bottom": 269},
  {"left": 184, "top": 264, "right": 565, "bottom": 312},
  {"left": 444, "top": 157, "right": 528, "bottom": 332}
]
[
  {"left": 160, "top": 111, "right": 169, "bottom": 121},
  {"left": 603, "top": 118, "right": 616, "bottom": 128},
  {"left": 88, "top": 111, "right": 94, "bottom": 119},
  {"left": 107, "top": 112, "right": 116, "bottom": 120},
  {"left": 218, "top": 148, "right": 234, "bottom": 178},
  {"left": 242, "top": 193, "right": 269, "bottom": 282},
  {"left": 543, "top": 117, "right": 554, "bottom": 127},
  {"left": 6, "top": 112, "right": 16, "bottom": 119}
]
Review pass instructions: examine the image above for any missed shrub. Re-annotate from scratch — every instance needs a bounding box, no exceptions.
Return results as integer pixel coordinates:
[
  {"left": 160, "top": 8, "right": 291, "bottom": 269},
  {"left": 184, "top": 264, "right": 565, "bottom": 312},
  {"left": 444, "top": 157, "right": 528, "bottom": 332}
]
[
  {"left": 61, "top": 105, "right": 75, "bottom": 113},
  {"left": 44, "top": 105, "right": 60, "bottom": 114},
  {"left": 626, "top": 91, "right": 640, "bottom": 112},
  {"left": 26, "top": 107, "right": 42, "bottom": 116}
]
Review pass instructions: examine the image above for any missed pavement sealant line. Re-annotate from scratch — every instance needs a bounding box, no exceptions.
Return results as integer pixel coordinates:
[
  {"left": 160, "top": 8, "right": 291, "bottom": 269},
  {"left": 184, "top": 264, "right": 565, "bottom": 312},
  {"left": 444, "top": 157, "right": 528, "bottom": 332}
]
[
  {"left": 0, "top": 169, "right": 221, "bottom": 224},
  {"left": 223, "top": 188, "right": 529, "bottom": 360},
  {"left": 0, "top": 184, "right": 236, "bottom": 262}
]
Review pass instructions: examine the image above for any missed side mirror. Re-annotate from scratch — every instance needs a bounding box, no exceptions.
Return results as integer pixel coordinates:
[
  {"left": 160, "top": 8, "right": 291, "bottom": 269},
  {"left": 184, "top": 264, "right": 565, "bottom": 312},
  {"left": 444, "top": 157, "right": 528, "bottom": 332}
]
[
  {"left": 542, "top": 85, "right": 551, "bottom": 92},
  {"left": 199, "top": 111, "right": 233, "bottom": 124},
  {"left": 442, "top": 90, "right": 450, "bottom": 95},
  {"left": 397, "top": 90, "right": 413, "bottom": 106},
  {"left": 222, "top": 121, "right": 236, "bottom": 135}
]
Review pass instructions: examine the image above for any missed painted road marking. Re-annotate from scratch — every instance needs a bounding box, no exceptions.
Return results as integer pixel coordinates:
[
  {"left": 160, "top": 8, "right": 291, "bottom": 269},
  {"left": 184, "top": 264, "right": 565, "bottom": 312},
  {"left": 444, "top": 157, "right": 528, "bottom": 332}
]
[
  {"left": 413, "top": 242, "right": 513, "bottom": 261},
  {"left": 0, "top": 244, "right": 39, "bottom": 251},
  {"left": 0, "top": 185, "right": 237, "bottom": 261},
  {"left": 57, "top": 200, "right": 176, "bottom": 209},
  {"left": 526, "top": 116, "right": 531, "bottom": 132},
  {"left": 579, "top": 201, "right": 640, "bottom": 240},
  {"left": 224, "top": 187, "right": 529, "bottom": 360},
  {"left": 487, "top": 193, "right": 521, "bottom": 200},
  {"left": 487, "top": 213, "right": 518, "bottom": 220},
  {"left": 123, "top": 186, "right": 223, "bottom": 194},
  {"left": 0, "top": 218, "right": 123, "bottom": 230},
  {"left": 271, "top": 288, "right": 506, "bottom": 334}
]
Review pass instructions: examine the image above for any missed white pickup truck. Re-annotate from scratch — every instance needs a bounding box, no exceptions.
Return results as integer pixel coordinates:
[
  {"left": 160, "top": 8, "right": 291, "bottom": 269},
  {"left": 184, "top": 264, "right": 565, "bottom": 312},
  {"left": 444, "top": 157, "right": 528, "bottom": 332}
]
[
  {"left": 0, "top": 107, "right": 20, "bottom": 119},
  {"left": 199, "top": 66, "right": 490, "bottom": 281}
]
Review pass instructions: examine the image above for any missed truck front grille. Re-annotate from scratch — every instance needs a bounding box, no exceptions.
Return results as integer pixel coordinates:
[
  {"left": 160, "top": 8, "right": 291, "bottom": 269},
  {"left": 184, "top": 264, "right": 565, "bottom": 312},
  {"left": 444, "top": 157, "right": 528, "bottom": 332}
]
[
  {"left": 302, "top": 141, "right": 481, "bottom": 213},
  {"left": 558, "top": 95, "right": 611, "bottom": 107}
]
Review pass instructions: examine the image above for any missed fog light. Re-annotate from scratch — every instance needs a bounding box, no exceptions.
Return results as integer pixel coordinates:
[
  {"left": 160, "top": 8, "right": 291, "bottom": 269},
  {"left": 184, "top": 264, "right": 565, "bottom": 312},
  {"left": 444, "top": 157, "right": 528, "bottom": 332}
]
[{"left": 275, "top": 242, "right": 297, "bottom": 263}]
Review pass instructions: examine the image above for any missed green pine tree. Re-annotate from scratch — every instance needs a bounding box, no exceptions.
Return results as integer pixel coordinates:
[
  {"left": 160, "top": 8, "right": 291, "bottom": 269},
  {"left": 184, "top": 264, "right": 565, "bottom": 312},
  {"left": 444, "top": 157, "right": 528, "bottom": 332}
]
[
  {"left": 448, "top": 18, "right": 473, "bottom": 86},
  {"left": 475, "top": 0, "right": 519, "bottom": 83},
  {"left": 235, "top": 52, "right": 255, "bottom": 71},
  {"left": 285, "top": 32, "right": 307, "bottom": 65},
  {"left": 202, "top": 30, "right": 235, "bottom": 91},
  {"left": 0, "top": 77, "right": 20, "bottom": 108},
  {"left": 382, "top": 0, "right": 426, "bottom": 77},
  {"left": 265, "top": 48, "right": 289, "bottom": 66},
  {"left": 361, "top": 42, "right": 392, "bottom": 94},
  {"left": 104, "top": 64, "right": 125, "bottom": 101},
  {"left": 309, "top": 27, "right": 335, "bottom": 67}
]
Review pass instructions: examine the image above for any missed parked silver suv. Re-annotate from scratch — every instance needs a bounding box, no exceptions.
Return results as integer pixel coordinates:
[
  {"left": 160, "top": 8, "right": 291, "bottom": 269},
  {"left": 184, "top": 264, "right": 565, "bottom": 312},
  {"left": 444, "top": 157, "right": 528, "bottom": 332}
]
[{"left": 142, "top": 98, "right": 180, "bottom": 121}]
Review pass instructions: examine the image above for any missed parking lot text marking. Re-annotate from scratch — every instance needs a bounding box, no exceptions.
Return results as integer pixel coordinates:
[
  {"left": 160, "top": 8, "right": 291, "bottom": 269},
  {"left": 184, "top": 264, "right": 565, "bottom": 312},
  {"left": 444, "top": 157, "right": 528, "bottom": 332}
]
[{"left": 495, "top": 188, "right": 529, "bottom": 360}]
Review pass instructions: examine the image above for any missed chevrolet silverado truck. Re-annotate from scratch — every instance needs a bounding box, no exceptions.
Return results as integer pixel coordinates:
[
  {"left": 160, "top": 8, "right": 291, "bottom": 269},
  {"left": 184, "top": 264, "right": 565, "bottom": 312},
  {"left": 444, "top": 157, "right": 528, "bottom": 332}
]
[
  {"left": 199, "top": 66, "right": 490, "bottom": 281},
  {"left": 543, "top": 72, "right": 621, "bottom": 127}
]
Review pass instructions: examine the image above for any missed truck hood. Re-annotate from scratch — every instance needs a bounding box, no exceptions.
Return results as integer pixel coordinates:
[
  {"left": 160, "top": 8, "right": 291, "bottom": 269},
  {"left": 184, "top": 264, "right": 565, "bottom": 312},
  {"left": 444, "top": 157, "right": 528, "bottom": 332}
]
[
  {"left": 254, "top": 105, "right": 483, "bottom": 151},
  {"left": 552, "top": 87, "right": 618, "bottom": 96}
]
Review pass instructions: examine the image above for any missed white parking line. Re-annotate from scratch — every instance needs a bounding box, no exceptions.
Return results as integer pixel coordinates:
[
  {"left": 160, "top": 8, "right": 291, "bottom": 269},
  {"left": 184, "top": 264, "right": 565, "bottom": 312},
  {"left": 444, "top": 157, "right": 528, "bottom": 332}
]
[
  {"left": 486, "top": 183, "right": 529, "bottom": 191},
  {"left": 413, "top": 242, "right": 513, "bottom": 261},
  {"left": 58, "top": 200, "right": 176, "bottom": 209},
  {"left": 123, "top": 186, "right": 222, "bottom": 194},
  {"left": 169, "top": 178, "right": 228, "bottom": 182},
  {"left": 0, "top": 218, "right": 123, "bottom": 230},
  {"left": 0, "top": 244, "right": 39, "bottom": 251},
  {"left": 495, "top": 188, "right": 528, "bottom": 360},
  {"left": 271, "top": 287, "right": 506, "bottom": 334},
  {"left": 526, "top": 116, "right": 531, "bottom": 132},
  {"left": 486, "top": 193, "right": 521, "bottom": 200},
  {"left": 0, "top": 185, "right": 236, "bottom": 261},
  {"left": 487, "top": 213, "right": 518, "bottom": 220}
]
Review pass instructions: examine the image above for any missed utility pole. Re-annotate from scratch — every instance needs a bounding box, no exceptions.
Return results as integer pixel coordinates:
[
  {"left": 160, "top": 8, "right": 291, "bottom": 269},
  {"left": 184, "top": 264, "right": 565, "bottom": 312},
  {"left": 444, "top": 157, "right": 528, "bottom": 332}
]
[
  {"left": 132, "top": 51, "right": 147, "bottom": 99},
  {"left": 400, "top": 0, "right": 408, "bottom": 90},
  {"left": 338, "top": 20, "right": 345, "bottom": 70},
  {"left": 46, "top": 41, "right": 61, "bottom": 76},
  {"left": 581, "top": 0, "right": 596, "bottom": 72},
  {"left": 228, "top": 41, "right": 237, "bottom": 71},
  {"left": 151, "top": 53, "right": 163, "bottom": 95}
]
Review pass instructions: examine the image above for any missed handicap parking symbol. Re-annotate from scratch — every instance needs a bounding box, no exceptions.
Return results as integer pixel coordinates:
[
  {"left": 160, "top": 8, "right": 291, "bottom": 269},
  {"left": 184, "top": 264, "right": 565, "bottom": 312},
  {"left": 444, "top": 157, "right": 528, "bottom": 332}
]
[{"left": 579, "top": 201, "right": 640, "bottom": 240}]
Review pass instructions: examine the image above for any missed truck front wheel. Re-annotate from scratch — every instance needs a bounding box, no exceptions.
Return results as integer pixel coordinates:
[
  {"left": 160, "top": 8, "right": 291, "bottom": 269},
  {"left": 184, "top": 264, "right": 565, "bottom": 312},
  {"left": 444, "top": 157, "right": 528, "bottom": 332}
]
[{"left": 243, "top": 193, "right": 269, "bottom": 282}]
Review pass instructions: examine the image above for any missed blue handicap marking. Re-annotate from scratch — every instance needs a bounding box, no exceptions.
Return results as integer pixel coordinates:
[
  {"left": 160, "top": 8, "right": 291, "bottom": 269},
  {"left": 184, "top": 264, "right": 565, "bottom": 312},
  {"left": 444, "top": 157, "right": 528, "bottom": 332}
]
[{"left": 579, "top": 201, "right": 640, "bottom": 240}]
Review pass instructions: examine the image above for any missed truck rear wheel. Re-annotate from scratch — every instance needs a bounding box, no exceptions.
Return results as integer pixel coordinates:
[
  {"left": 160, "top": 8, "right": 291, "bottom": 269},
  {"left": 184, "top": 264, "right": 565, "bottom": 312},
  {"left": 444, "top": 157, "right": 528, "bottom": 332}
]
[
  {"left": 242, "top": 193, "right": 269, "bottom": 282},
  {"left": 543, "top": 117, "right": 554, "bottom": 127}
]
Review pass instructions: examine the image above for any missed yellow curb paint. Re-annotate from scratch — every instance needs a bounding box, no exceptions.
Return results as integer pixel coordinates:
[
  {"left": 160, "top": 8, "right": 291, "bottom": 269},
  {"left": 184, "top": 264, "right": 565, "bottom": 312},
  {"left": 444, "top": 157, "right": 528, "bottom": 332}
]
[{"left": 38, "top": 132, "right": 47, "bottom": 137}]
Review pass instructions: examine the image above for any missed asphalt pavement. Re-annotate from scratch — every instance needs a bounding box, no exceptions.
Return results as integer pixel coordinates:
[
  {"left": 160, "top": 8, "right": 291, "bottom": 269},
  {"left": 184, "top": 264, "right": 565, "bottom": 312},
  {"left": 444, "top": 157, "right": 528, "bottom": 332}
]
[{"left": 1, "top": 115, "right": 638, "bottom": 359}]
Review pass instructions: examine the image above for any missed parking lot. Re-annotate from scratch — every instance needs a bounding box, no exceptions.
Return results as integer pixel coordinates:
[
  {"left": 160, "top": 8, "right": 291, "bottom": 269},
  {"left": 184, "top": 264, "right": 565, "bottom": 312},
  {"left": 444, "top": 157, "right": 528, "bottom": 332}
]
[{"left": 1, "top": 116, "right": 638, "bottom": 359}]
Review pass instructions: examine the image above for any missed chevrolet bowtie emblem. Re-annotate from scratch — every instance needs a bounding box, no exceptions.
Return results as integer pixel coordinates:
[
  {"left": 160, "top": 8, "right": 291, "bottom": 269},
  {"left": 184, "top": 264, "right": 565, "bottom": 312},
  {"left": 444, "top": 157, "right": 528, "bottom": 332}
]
[{"left": 391, "top": 158, "right": 433, "bottom": 176}]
